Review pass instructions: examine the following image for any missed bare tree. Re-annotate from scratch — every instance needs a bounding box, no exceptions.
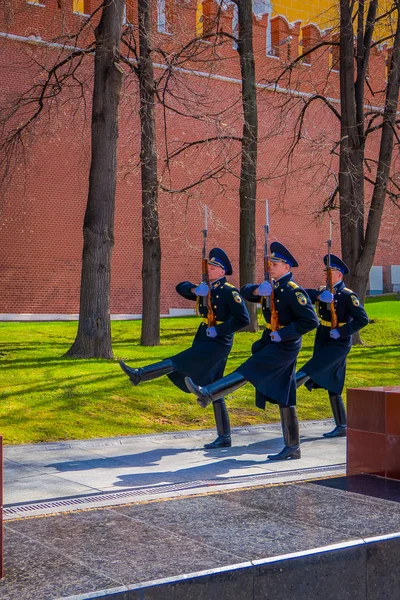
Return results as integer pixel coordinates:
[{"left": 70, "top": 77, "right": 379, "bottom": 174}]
[
  {"left": 338, "top": 0, "right": 400, "bottom": 303},
  {"left": 264, "top": 0, "right": 400, "bottom": 317},
  {"left": 236, "top": 0, "right": 258, "bottom": 331},
  {"left": 66, "top": 0, "right": 125, "bottom": 357},
  {"left": 152, "top": 1, "right": 260, "bottom": 332},
  {"left": 0, "top": 1, "right": 125, "bottom": 358}
]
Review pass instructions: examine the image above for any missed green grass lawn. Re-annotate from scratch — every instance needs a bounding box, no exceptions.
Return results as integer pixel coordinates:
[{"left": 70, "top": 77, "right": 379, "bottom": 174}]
[{"left": 0, "top": 295, "right": 399, "bottom": 444}]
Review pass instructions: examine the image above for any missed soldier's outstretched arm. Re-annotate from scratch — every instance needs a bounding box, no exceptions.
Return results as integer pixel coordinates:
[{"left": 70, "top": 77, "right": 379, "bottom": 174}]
[
  {"left": 304, "top": 288, "right": 322, "bottom": 304},
  {"left": 176, "top": 281, "right": 197, "bottom": 301},
  {"left": 240, "top": 284, "right": 261, "bottom": 303}
]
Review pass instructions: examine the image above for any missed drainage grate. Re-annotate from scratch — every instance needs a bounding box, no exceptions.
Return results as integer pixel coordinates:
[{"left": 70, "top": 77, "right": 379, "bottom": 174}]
[{"left": 4, "top": 463, "right": 345, "bottom": 519}]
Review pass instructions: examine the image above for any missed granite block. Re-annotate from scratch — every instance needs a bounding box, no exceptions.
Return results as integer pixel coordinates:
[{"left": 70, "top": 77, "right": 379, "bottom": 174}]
[
  {"left": 0, "top": 525, "right": 122, "bottom": 600},
  {"left": 347, "top": 388, "right": 386, "bottom": 434},
  {"left": 386, "top": 391, "right": 400, "bottom": 436},
  {"left": 4, "top": 472, "right": 98, "bottom": 505},
  {"left": 254, "top": 544, "right": 367, "bottom": 600},
  {"left": 366, "top": 536, "right": 400, "bottom": 600},
  {"left": 310, "top": 475, "right": 400, "bottom": 503},
  {"left": 385, "top": 435, "right": 400, "bottom": 480},
  {"left": 3, "top": 459, "right": 43, "bottom": 483},
  {"left": 119, "top": 493, "right": 350, "bottom": 560},
  {"left": 3, "top": 446, "right": 106, "bottom": 475},
  {"left": 221, "top": 482, "right": 400, "bottom": 538},
  {"left": 125, "top": 566, "right": 254, "bottom": 600},
  {"left": 6, "top": 507, "right": 245, "bottom": 586},
  {"left": 347, "top": 429, "right": 386, "bottom": 477}
]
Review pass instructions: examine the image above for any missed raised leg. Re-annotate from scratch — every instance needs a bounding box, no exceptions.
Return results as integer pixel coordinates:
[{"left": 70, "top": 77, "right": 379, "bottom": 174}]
[
  {"left": 119, "top": 359, "right": 174, "bottom": 386},
  {"left": 295, "top": 370, "right": 310, "bottom": 389},
  {"left": 185, "top": 372, "right": 247, "bottom": 408}
]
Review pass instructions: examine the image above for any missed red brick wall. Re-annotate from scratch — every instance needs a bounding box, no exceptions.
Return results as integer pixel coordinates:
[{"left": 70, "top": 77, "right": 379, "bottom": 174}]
[{"left": 0, "top": 0, "right": 399, "bottom": 316}]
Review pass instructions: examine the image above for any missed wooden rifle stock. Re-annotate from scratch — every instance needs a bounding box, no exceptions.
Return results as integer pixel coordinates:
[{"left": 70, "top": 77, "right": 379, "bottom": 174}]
[
  {"left": 264, "top": 255, "right": 279, "bottom": 332},
  {"left": 263, "top": 200, "right": 279, "bottom": 332},
  {"left": 326, "top": 221, "right": 338, "bottom": 330},
  {"left": 202, "top": 257, "right": 216, "bottom": 328},
  {"left": 202, "top": 206, "right": 216, "bottom": 328},
  {"left": 326, "top": 266, "right": 338, "bottom": 329}
]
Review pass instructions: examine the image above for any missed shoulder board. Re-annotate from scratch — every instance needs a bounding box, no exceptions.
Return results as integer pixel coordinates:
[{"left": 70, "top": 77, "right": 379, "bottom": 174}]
[
  {"left": 343, "top": 287, "right": 354, "bottom": 294},
  {"left": 287, "top": 281, "right": 299, "bottom": 289},
  {"left": 318, "top": 285, "right": 325, "bottom": 291},
  {"left": 224, "top": 282, "right": 235, "bottom": 288}
]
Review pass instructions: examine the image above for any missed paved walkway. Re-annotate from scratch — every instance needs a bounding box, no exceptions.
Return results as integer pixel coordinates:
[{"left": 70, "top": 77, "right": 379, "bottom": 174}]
[
  {"left": 4, "top": 423, "right": 400, "bottom": 600},
  {"left": 4, "top": 420, "right": 346, "bottom": 518}
]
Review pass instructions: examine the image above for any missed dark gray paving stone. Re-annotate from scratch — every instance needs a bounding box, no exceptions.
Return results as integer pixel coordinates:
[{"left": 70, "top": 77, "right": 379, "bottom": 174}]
[
  {"left": 0, "top": 527, "right": 122, "bottom": 600},
  {"left": 5, "top": 508, "right": 245, "bottom": 586},
  {"left": 366, "top": 536, "right": 400, "bottom": 599},
  {"left": 220, "top": 481, "right": 400, "bottom": 538},
  {"left": 118, "top": 493, "right": 352, "bottom": 559},
  {"left": 311, "top": 474, "right": 400, "bottom": 503},
  {"left": 254, "top": 545, "right": 367, "bottom": 600}
]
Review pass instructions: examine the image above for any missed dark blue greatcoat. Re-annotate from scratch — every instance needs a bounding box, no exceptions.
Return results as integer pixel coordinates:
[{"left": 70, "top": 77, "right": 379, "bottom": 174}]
[
  {"left": 238, "top": 273, "right": 319, "bottom": 408},
  {"left": 299, "top": 280, "right": 369, "bottom": 394},
  {"left": 167, "top": 278, "right": 250, "bottom": 392}
]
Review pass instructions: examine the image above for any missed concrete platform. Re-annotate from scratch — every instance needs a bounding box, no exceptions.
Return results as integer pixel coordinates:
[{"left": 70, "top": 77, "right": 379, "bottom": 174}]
[
  {"left": 1, "top": 423, "right": 399, "bottom": 599},
  {"left": 3, "top": 421, "right": 345, "bottom": 517}
]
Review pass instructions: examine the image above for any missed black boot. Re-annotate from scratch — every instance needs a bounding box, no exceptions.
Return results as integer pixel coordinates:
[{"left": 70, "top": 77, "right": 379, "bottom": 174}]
[
  {"left": 119, "top": 359, "right": 174, "bottom": 386},
  {"left": 267, "top": 406, "right": 301, "bottom": 461},
  {"left": 323, "top": 393, "right": 347, "bottom": 438},
  {"left": 295, "top": 370, "right": 310, "bottom": 389},
  {"left": 204, "top": 399, "right": 232, "bottom": 449},
  {"left": 185, "top": 372, "right": 247, "bottom": 408}
]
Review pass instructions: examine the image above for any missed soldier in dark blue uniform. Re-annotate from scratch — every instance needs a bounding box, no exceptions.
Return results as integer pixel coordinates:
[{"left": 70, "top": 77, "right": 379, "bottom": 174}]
[
  {"left": 296, "top": 254, "right": 369, "bottom": 437},
  {"left": 119, "top": 248, "right": 250, "bottom": 449},
  {"left": 185, "top": 243, "right": 319, "bottom": 461}
]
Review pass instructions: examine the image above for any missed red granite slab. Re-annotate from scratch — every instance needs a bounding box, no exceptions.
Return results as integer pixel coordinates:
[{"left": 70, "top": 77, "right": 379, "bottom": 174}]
[
  {"left": 347, "top": 388, "right": 386, "bottom": 434},
  {"left": 386, "top": 435, "right": 400, "bottom": 480},
  {"left": 347, "top": 387, "right": 400, "bottom": 480},
  {"left": 347, "top": 429, "right": 386, "bottom": 477},
  {"left": 386, "top": 391, "right": 400, "bottom": 436}
]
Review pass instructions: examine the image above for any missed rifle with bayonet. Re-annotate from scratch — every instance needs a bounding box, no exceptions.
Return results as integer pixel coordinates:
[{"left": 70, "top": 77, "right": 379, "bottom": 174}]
[
  {"left": 263, "top": 200, "right": 280, "bottom": 332},
  {"left": 202, "top": 206, "right": 216, "bottom": 328},
  {"left": 326, "top": 216, "right": 338, "bottom": 329}
]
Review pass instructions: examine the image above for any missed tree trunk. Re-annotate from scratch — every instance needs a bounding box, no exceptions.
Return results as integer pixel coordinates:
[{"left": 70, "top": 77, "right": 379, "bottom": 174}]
[
  {"left": 66, "top": 0, "right": 125, "bottom": 358},
  {"left": 339, "top": 0, "right": 365, "bottom": 295},
  {"left": 138, "top": 0, "right": 161, "bottom": 346},
  {"left": 357, "top": 2, "right": 400, "bottom": 299},
  {"left": 338, "top": 0, "right": 400, "bottom": 345},
  {"left": 237, "top": 0, "right": 258, "bottom": 332}
]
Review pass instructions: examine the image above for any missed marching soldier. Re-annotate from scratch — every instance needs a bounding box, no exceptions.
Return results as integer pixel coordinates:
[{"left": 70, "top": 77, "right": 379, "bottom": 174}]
[
  {"left": 120, "top": 248, "right": 250, "bottom": 449},
  {"left": 185, "top": 242, "right": 319, "bottom": 461},
  {"left": 296, "top": 254, "right": 369, "bottom": 437}
]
